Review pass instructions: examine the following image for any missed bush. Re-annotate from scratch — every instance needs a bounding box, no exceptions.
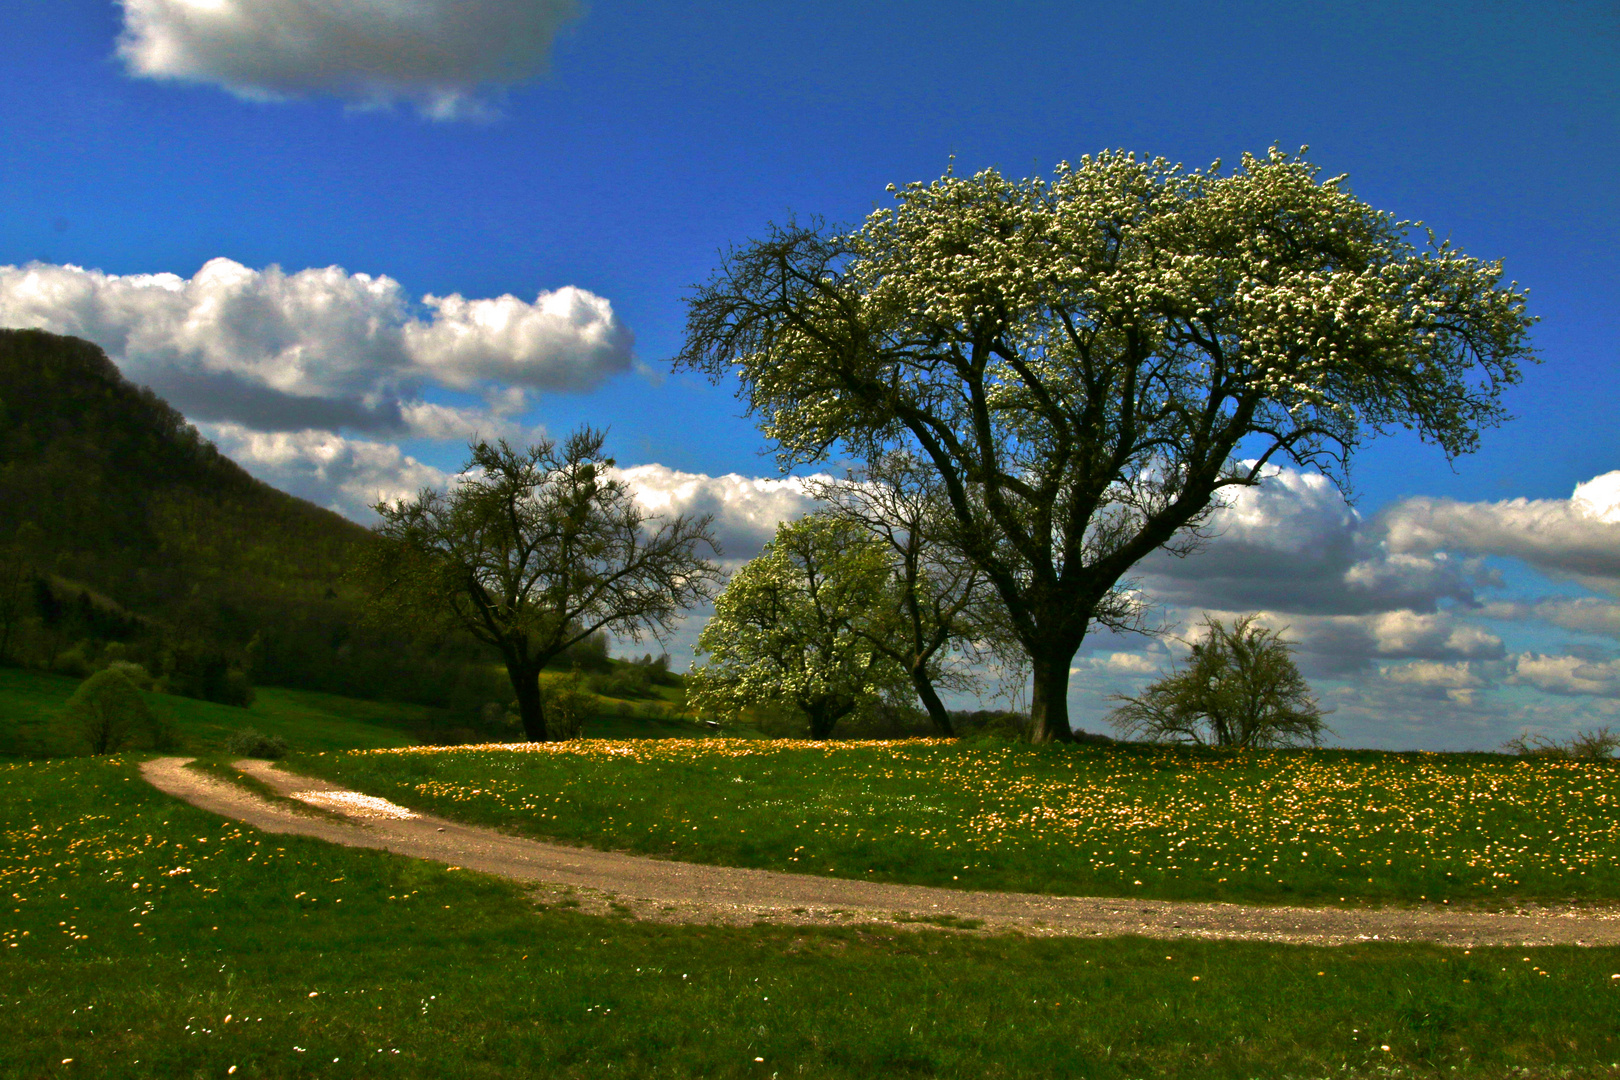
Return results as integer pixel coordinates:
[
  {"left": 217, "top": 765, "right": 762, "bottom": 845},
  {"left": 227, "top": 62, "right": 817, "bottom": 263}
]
[
  {"left": 103, "top": 658, "right": 156, "bottom": 690},
  {"left": 1108, "top": 614, "right": 1326, "bottom": 749},
  {"left": 59, "top": 667, "right": 173, "bottom": 754},
  {"left": 224, "top": 727, "right": 288, "bottom": 759},
  {"left": 1503, "top": 727, "right": 1618, "bottom": 760},
  {"left": 950, "top": 709, "right": 1031, "bottom": 739},
  {"left": 540, "top": 670, "right": 595, "bottom": 740}
]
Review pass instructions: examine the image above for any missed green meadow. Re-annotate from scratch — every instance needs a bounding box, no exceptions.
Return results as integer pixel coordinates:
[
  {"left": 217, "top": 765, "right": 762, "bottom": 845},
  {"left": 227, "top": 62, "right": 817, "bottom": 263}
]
[
  {"left": 8, "top": 669, "right": 1620, "bottom": 1075},
  {"left": 0, "top": 666, "right": 719, "bottom": 761},
  {"left": 295, "top": 738, "right": 1620, "bottom": 907},
  {"left": 5, "top": 754, "right": 1620, "bottom": 1079}
]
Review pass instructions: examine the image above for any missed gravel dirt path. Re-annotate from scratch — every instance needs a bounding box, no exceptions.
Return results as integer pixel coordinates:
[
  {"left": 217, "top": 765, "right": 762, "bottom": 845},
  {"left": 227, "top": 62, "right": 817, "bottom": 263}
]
[{"left": 140, "top": 756, "right": 1620, "bottom": 947}]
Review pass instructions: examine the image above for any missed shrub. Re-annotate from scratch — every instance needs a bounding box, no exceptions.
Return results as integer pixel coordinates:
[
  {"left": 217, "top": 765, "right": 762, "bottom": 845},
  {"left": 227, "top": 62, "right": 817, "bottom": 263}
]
[
  {"left": 540, "top": 670, "right": 595, "bottom": 740},
  {"left": 224, "top": 727, "right": 288, "bottom": 759},
  {"left": 103, "top": 659, "right": 156, "bottom": 690},
  {"left": 950, "top": 709, "right": 1031, "bottom": 739},
  {"left": 1109, "top": 615, "right": 1327, "bottom": 749},
  {"left": 60, "top": 667, "right": 167, "bottom": 755},
  {"left": 1503, "top": 727, "right": 1618, "bottom": 760}
]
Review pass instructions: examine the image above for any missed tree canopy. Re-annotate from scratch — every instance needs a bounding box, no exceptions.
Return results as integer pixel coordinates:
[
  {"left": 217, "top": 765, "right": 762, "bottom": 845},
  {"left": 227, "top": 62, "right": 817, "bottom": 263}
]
[
  {"left": 687, "top": 514, "right": 909, "bottom": 739},
  {"left": 675, "top": 147, "right": 1536, "bottom": 742},
  {"left": 361, "top": 430, "right": 723, "bottom": 740}
]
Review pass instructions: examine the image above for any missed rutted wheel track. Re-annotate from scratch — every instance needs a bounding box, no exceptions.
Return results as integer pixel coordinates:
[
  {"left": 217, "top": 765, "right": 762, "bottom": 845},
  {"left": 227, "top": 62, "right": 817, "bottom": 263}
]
[{"left": 140, "top": 757, "right": 1620, "bottom": 947}]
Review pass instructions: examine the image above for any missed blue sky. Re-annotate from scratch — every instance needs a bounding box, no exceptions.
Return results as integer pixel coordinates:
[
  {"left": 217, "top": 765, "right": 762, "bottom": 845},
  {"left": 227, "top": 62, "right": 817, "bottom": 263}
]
[{"left": 2, "top": 1, "right": 1617, "bottom": 748}]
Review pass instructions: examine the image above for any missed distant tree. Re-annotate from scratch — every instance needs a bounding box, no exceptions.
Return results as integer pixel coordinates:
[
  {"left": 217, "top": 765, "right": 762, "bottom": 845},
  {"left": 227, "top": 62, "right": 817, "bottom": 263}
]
[
  {"left": 360, "top": 430, "right": 723, "bottom": 741},
  {"left": 61, "top": 666, "right": 169, "bottom": 755},
  {"left": 539, "top": 670, "right": 595, "bottom": 741},
  {"left": 675, "top": 147, "right": 1537, "bottom": 742},
  {"left": 1108, "top": 615, "right": 1326, "bottom": 748},
  {"left": 687, "top": 515, "right": 910, "bottom": 738}
]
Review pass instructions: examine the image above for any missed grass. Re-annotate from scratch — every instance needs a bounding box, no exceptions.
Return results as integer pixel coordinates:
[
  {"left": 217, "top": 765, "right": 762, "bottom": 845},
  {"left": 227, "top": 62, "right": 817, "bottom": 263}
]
[
  {"left": 291, "top": 738, "right": 1620, "bottom": 907},
  {"left": 4, "top": 755, "right": 1620, "bottom": 1078},
  {"left": 0, "top": 667, "right": 427, "bottom": 758},
  {"left": 0, "top": 666, "right": 730, "bottom": 760}
]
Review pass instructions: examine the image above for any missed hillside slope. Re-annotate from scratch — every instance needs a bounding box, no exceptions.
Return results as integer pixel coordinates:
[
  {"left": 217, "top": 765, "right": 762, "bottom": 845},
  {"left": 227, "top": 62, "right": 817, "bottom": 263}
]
[
  {"left": 0, "top": 328, "right": 494, "bottom": 707},
  {"left": 0, "top": 328, "right": 366, "bottom": 621}
]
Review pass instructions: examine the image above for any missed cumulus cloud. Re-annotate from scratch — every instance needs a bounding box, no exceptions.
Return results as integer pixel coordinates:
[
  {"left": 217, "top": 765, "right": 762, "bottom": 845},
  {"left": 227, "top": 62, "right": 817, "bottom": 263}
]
[
  {"left": 1070, "top": 651, "right": 1163, "bottom": 677},
  {"left": 202, "top": 422, "right": 449, "bottom": 519},
  {"left": 1508, "top": 653, "right": 1620, "bottom": 698},
  {"left": 1137, "top": 466, "right": 1484, "bottom": 617},
  {"left": 1378, "top": 660, "right": 1487, "bottom": 705},
  {"left": 1381, "top": 472, "right": 1620, "bottom": 589},
  {"left": 0, "top": 259, "right": 631, "bottom": 437},
  {"left": 1166, "top": 608, "right": 1505, "bottom": 677},
  {"left": 116, "top": 0, "right": 583, "bottom": 119},
  {"left": 407, "top": 288, "right": 633, "bottom": 392},
  {"left": 614, "top": 464, "right": 825, "bottom": 565}
]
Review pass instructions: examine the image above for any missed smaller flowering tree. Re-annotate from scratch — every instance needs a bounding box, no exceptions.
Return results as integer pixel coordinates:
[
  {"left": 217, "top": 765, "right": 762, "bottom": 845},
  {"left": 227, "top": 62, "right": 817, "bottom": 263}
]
[{"left": 687, "top": 514, "right": 910, "bottom": 738}]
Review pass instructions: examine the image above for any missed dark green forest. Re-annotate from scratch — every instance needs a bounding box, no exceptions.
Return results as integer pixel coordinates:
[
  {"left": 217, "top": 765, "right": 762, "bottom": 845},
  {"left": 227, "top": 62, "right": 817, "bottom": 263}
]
[{"left": 0, "top": 328, "right": 508, "bottom": 715}]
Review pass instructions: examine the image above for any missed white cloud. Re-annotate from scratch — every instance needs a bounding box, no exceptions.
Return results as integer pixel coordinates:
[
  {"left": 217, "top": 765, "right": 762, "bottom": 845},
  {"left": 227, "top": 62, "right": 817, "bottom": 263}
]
[
  {"left": 1381, "top": 472, "right": 1620, "bottom": 589},
  {"left": 1378, "top": 660, "right": 1486, "bottom": 705},
  {"left": 1139, "top": 465, "right": 1483, "bottom": 616},
  {"left": 1508, "top": 653, "right": 1620, "bottom": 698},
  {"left": 202, "top": 422, "right": 449, "bottom": 519},
  {"left": 116, "top": 0, "right": 583, "bottom": 119},
  {"left": 0, "top": 259, "right": 631, "bottom": 437},
  {"left": 614, "top": 465, "right": 825, "bottom": 565},
  {"left": 407, "top": 288, "right": 633, "bottom": 392},
  {"left": 1070, "top": 651, "right": 1163, "bottom": 677}
]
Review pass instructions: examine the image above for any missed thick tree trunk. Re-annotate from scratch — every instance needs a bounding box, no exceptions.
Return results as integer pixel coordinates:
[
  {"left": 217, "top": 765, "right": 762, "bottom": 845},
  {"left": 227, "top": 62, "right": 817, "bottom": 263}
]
[
  {"left": 1027, "top": 653, "right": 1075, "bottom": 744},
  {"left": 807, "top": 706, "right": 839, "bottom": 740},
  {"left": 910, "top": 666, "right": 956, "bottom": 737},
  {"left": 806, "top": 695, "right": 855, "bottom": 740},
  {"left": 508, "top": 662, "right": 548, "bottom": 742}
]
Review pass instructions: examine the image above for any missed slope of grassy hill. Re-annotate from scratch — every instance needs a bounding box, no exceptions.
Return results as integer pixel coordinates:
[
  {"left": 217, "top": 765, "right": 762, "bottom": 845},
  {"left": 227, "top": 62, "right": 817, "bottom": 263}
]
[
  {"left": 0, "top": 665, "right": 725, "bottom": 760},
  {"left": 0, "top": 668, "right": 423, "bottom": 757},
  {"left": 298, "top": 739, "right": 1620, "bottom": 907},
  {"left": 0, "top": 328, "right": 365, "bottom": 623}
]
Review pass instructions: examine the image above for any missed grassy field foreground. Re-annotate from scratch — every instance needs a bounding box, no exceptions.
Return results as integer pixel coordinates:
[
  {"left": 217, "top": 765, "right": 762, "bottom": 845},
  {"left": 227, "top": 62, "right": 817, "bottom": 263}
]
[
  {"left": 297, "top": 739, "right": 1620, "bottom": 907},
  {"left": 4, "top": 755, "right": 1620, "bottom": 1078}
]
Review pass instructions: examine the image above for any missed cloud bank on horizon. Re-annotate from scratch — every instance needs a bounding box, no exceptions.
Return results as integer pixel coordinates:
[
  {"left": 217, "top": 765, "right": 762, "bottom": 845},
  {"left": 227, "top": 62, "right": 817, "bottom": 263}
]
[{"left": 116, "top": 0, "right": 583, "bottom": 119}]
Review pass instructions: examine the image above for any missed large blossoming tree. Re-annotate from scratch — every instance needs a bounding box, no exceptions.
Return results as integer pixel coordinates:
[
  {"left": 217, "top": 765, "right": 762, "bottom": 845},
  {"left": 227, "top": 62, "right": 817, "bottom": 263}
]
[{"left": 675, "top": 147, "right": 1536, "bottom": 742}]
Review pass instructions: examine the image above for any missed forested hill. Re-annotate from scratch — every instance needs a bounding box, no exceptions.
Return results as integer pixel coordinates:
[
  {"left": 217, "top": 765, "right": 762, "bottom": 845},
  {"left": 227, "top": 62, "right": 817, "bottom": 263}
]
[
  {"left": 0, "top": 329, "right": 493, "bottom": 708},
  {"left": 0, "top": 328, "right": 366, "bottom": 621}
]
